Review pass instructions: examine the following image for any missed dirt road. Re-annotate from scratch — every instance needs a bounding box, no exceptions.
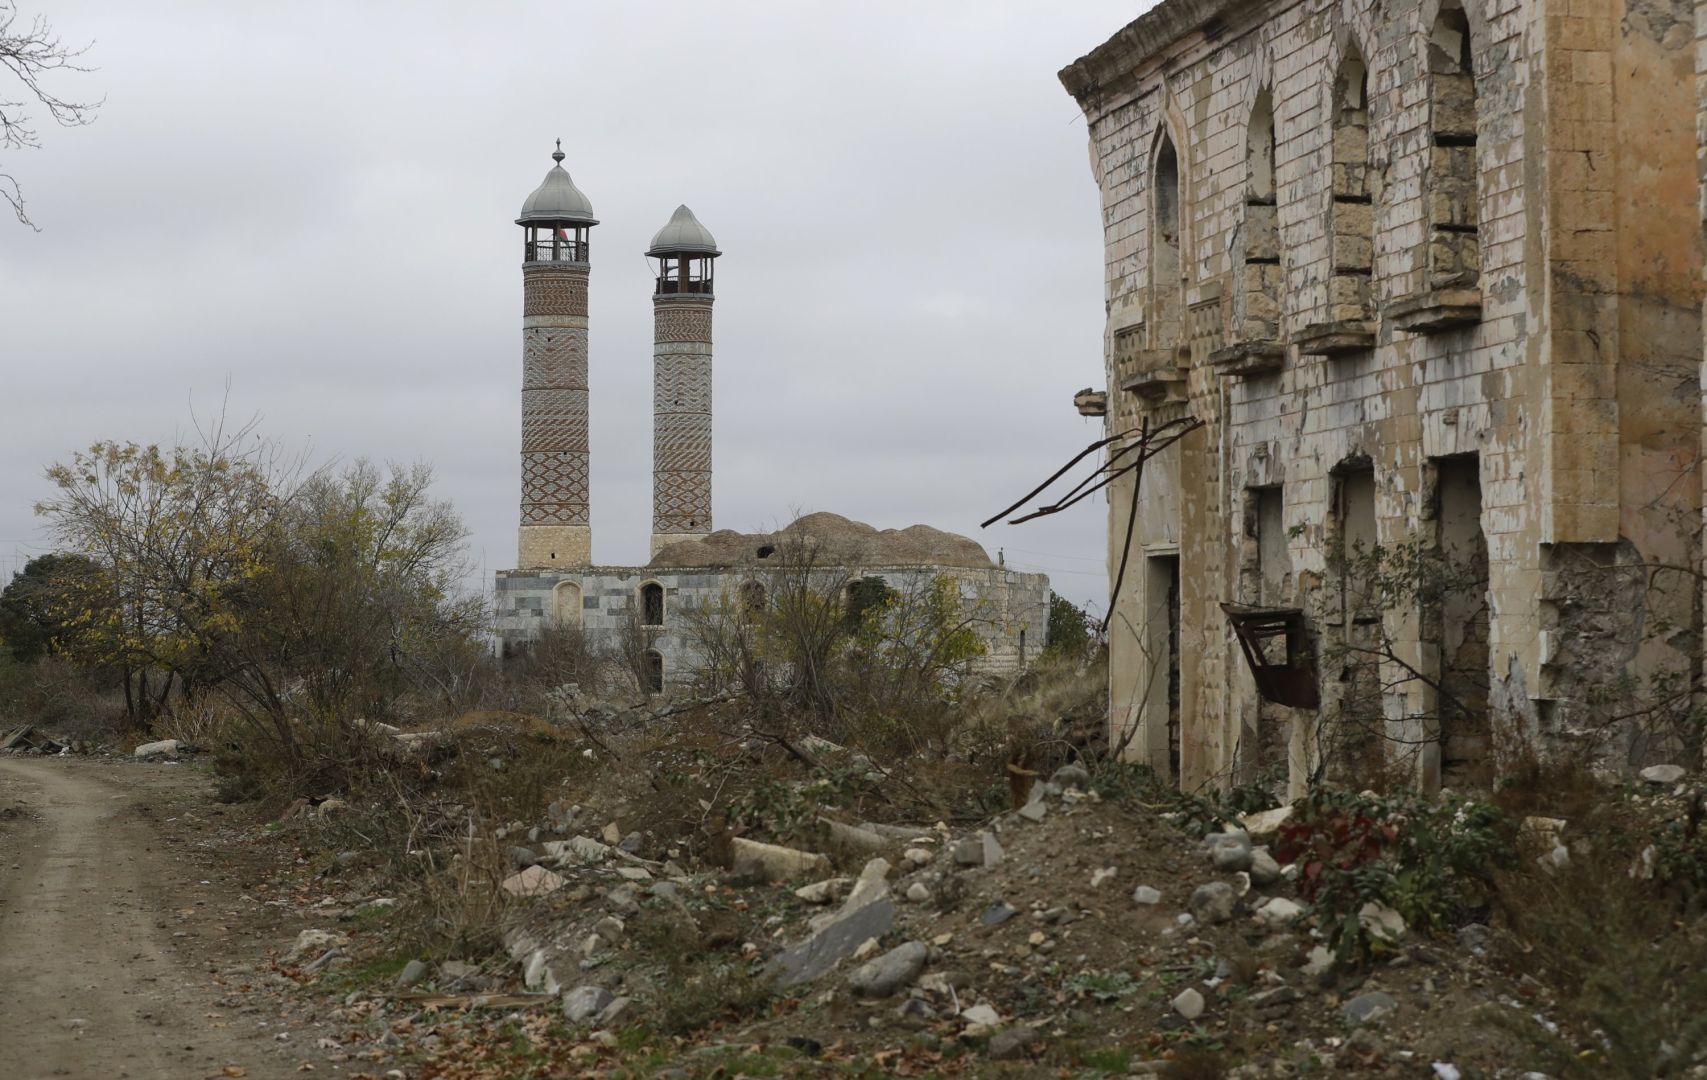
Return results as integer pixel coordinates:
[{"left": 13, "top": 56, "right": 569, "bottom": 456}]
[{"left": 0, "top": 756, "right": 297, "bottom": 1080}]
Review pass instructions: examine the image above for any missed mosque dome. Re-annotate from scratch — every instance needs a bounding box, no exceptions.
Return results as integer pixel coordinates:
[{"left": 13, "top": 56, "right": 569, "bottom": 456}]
[
  {"left": 646, "top": 204, "right": 719, "bottom": 256},
  {"left": 517, "top": 143, "right": 597, "bottom": 226}
]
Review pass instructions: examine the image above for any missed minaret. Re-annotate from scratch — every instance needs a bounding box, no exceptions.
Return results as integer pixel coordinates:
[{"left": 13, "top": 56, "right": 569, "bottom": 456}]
[
  {"left": 516, "top": 142, "right": 597, "bottom": 569},
  {"left": 647, "top": 205, "right": 720, "bottom": 557}
]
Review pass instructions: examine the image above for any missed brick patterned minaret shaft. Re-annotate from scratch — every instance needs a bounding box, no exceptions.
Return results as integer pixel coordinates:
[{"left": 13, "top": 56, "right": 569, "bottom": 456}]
[
  {"left": 647, "top": 205, "right": 720, "bottom": 557},
  {"left": 516, "top": 144, "right": 597, "bottom": 569}
]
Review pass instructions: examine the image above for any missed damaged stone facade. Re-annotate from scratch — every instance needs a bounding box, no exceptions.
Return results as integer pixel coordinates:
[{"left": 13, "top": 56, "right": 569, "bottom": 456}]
[{"left": 1062, "top": 0, "right": 1703, "bottom": 793}]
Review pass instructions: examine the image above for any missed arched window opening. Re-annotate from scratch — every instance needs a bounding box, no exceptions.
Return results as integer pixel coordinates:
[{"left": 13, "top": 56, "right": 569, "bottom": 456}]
[
  {"left": 640, "top": 582, "right": 665, "bottom": 627},
  {"left": 552, "top": 580, "right": 583, "bottom": 628},
  {"left": 1149, "top": 132, "right": 1183, "bottom": 349},
  {"left": 1326, "top": 50, "right": 1376, "bottom": 340},
  {"left": 643, "top": 649, "right": 664, "bottom": 694},
  {"left": 843, "top": 576, "right": 894, "bottom": 631},
  {"left": 1427, "top": 4, "right": 1480, "bottom": 293},
  {"left": 740, "top": 580, "right": 766, "bottom": 614},
  {"left": 1240, "top": 90, "right": 1283, "bottom": 349}
]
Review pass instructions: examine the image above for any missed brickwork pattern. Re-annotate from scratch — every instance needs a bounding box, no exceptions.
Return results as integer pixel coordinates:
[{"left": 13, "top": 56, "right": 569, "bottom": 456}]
[
  {"left": 520, "top": 265, "right": 592, "bottom": 554},
  {"left": 652, "top": 298, "right": 714, "bottom": 538}
]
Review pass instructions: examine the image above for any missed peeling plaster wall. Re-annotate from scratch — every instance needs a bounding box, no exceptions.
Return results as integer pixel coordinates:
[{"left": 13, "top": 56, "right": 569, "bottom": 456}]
[
  {"left": 1066, "top": 0, "right": 1704, "bottom": 790},
  {"left": 494, "top": 565, "right": 1049, "bottom": 688}
]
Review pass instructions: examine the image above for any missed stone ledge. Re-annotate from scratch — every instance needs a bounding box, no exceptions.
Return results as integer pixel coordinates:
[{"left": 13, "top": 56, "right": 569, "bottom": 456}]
[
  {"left": 1385, "top": 288, "right": 1482, "bottom": 333},
  {"left": 1209, "top": 339, "right": 1285, "bottom": 377},
  {"left": 1294, "top": 320, "right": 1375, "bottom": 357},
  {"left": 1120, "top": 366, "right": 1188, "bottom": 403},
  {"left": 1074, "top": 388, "right": 1108, "bottom": 417}
]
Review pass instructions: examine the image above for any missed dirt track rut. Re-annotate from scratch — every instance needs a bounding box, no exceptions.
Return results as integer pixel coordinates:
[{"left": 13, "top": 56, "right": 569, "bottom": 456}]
[{"left": 0, "top": 756, "right": 290, "bottom": 1080}]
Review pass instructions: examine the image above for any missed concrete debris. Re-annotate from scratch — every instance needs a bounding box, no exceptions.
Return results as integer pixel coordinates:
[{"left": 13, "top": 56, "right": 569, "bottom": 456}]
[
  {"left": 1090, "top": 866, "right": 1118, "bottom": 887},
  {"left": 1016, "top": 797, "right": 1048, "bottom": 823},
  {"left": 846, "top": 940, "right": 928, "bottom": 997},
  {"left": 501, "top": 865, "right": 566, "bottom": 897},
  {"left": 1, "top": 726, "right": 65, "bottom": 755},
  {"left": 1048, "top": 763, "right": 1090, "bottom": 791},
  {"left": 1342, "top": 990, "right": 1399, "bottom": 1026},
  {"left": 960, "top": 1003, "right": 1001, "bottom": 1027},
  {"left": 821, "top": 819, "right": 890, "bottom": 857},
  {"left": 794, "top": 877, "right": 850, "bottom": 905},
  {"left": 1641, "top": 764, "right": 1686, "bottom": 785},
  {"left": 903, "top": 847, "right": 933, "bottom": 867},
  {"left": 1357, "top": 901, "right": 1407, "bottom": 946},
  {"left": 542, "top": 836, "right": 612, "bottom": 865},
  {"left": 730, "top": 836, "right": 831, "bottom": 881},
  {"left": 286, "top": 928, "right": 349, "bottom": 963},
  {"left": 952, "top": 831, "right": 1004, "bottom": 869},
  {"left": 133, "top": 739, "right": 183, "bottom": 760},
  {"left": 1171, "top": 986, "right": 1206, "bottom": 1020},
  {"left": 1257, "top": 896, "right": 1304, "bottom": 929},
  {"left": 768, "top": 895, "right": 895, "bottom": 989},
  {"left": 1239, "top": 805, "right": 1294, "bottom": 839}
]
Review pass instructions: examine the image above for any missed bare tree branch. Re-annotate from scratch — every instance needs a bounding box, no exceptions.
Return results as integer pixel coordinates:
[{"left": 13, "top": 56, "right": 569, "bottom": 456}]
[{"left": 1, "top": 1, "right": 100, "bottom": 228}]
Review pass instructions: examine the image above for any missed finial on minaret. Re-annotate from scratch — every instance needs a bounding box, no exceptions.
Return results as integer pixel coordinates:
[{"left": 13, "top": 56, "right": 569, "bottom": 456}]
[{"left": 552, "top": 139, "right": 565, "bottom": 164}]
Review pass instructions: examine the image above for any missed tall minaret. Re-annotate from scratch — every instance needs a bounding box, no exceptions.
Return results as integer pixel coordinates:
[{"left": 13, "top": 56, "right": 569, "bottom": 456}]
[
  {"left": 516, "top": 142, "right": 597, "bottom": 569},
  {"left": 647, "top": 206, "right": 720, "bottom": 557}
]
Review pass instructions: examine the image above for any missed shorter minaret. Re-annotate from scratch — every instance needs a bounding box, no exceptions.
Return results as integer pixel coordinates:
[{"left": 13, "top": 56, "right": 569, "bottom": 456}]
[
  {"left": 516, "top": 142, "right": 597, "bottom": 569},
  {"left": 647, "top": 206, "right": 720, "bottom": 557}
]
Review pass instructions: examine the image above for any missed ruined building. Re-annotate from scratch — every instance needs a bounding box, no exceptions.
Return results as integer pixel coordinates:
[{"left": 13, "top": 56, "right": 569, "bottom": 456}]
[
  {"left": 1060, "top": 0, "right": 1703, "bottom": 793},
  {"left": 494, "top": 147, "right": 1047, "bottom": 686}
]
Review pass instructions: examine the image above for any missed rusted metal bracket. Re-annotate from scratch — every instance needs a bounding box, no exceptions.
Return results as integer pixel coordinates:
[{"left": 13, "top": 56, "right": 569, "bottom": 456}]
[{"left": 1221, "top": 602, "right": 1320, "bottom": 709}]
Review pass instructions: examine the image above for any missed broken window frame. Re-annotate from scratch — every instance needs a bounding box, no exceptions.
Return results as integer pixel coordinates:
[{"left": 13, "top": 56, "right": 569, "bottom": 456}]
[{"left": 1222, "top": 602, "right": 1320, "bottom": 709}]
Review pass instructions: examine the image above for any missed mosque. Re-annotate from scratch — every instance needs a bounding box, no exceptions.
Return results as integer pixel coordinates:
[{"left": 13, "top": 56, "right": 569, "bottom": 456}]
[{"left": 491, "top": 146, "right": 1048, "bottom": 690}]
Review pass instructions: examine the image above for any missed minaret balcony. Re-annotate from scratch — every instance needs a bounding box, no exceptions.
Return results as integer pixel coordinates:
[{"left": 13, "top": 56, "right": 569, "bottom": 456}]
[{"left": 524, "top": 238, "right": 589, "bottom": 265}]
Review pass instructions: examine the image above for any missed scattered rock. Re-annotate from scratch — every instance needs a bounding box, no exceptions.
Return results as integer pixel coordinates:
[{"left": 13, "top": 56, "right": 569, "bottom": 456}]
[
  {"left": 1342, "top": 990, "right": 1399, "bottom": 1026},
  {"left": 1188, "top": 882, "right": 1237, "bottom": 925},
  {"left": 1455, "top": 924, "right": 1492, "bottom": 955},
  {"left": 505, "top": 846, "right": 539, "bottom": 871},
  {"left": 988, "top": 1024, "right": 1039, "bottom": 1059},
  {"left": 794, "top": 877, "right": 850, "bottom": 905},
  {"left": 1090, "top": 866, "right": 1117, "bottom": 887},
  {"left": 731, "top": 837, "right": 832, "bottom": 882},
  {"left": 542, "top": 836, "right": 611, "bottom": 865},
  {"left": 1641, "top": 764, "right": 1685, "bottom": 785},
  {"left": 767, "top": 896, "right": 896, "bottom": 989},
  {"left": 1171, "top": 987, "right": 1205, "bottom": 1020},
  {"left": 286, "top": 929, "right": 349, "bottom": 963},
  {"left": 563, "top": 985, "right": 614, "bottom": 1024},
  {"left": 982, "top": 900, "right": 1018, "bottom": 926},
  {"left": 905, "top": 882, "right": 931, "bottom": 903},
  {"left": 1049, "top": 763, "right": 1090, "bottom": 791},
  {"left": 847, "top": 940, "right": 929, "bottom": 998},
  {"left": 1302, "top": 945, "right": 1334, "bottom": 977},
  {"left": 592, "top": 916, "right": 625, "bottom": 943},
  {"left": 1258, "top": 896, "right": 1304, "bottom": 929},
  {"left": 1132, "top": 884, "right": 1161, "bottom": 905},
  {"left": 596, "top": 996, "right": 634, "bottom": 1027},
  {"left": 501, "top": 865, "right": 566, "bottom": 897},
  {"left": 960, "top": 1003, "right": 1001, "bottom": 1027},
  {"left": 1016, "top": 799, "right": 1048, "bottom": 823},
  {"left": 396, "top": 959, "right": 430, "bottom": 988},
  {"left": 1357, "top": 901, "right": 1407, "bottom": 946},
  {"left": 133, "top": 739, "right": 183, "bottom": 760},
  {"left": 1249, "top": 848, "right": 1282, "bottom": 886},
  {"left": 1208, "top": 830, "right": 1254, "bottom": 872},
  {"left": 903, "top": 847, "right": 933, "bottom": 867}
]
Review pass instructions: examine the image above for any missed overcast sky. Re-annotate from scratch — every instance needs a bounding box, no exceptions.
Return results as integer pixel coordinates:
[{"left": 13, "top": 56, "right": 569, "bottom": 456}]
[{"left": 0, "top": 1, "right": 1141, "bottom": 614}]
